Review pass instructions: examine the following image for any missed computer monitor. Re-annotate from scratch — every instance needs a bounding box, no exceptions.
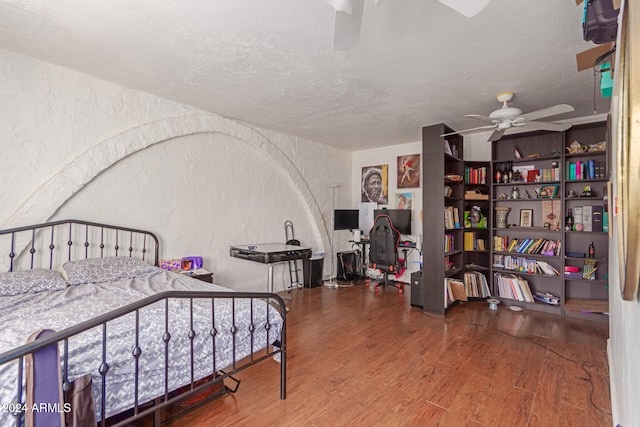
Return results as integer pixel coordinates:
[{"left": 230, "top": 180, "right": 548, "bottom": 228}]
[
  {"left": 374, "top": 209, "right": 412, "bottom": 235},
  {"left": 334, "top": 209, "right": 359, "bottom": 230}
]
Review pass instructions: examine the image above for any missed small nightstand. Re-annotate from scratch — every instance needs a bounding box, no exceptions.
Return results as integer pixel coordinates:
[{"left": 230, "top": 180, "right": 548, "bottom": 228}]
[
  {"left": 191, "top": 271, "right": 213, "bottom": 283},
  {"left": 176, "top": 269, "right": 213, "bottom": 283}
]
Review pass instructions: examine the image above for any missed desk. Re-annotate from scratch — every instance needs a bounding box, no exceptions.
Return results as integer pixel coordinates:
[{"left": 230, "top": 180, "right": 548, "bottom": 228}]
[{"left": 229, "top": 244, "right": 312, "bottom": 293}]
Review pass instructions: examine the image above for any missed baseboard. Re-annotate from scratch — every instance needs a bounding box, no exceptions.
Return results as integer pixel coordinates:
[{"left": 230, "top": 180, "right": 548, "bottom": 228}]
[{"left": 607, "top": 338, "right": 619, "bottom": 425}]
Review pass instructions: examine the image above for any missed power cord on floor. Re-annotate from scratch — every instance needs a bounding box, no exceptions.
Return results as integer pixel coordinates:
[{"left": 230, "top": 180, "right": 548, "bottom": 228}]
[{"left": 437, "top": 315, "right": 612, "bottom": 416}]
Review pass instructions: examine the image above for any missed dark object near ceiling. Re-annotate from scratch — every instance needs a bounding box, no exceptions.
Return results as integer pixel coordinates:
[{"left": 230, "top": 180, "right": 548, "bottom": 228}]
[{"left": 583, "top": 0, "right": 620, "bottom": 44}]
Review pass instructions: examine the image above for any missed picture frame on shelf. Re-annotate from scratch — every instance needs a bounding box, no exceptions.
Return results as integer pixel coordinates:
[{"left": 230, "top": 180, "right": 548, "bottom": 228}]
[
  {"left": 444, "top": 140, "right": 453, "bottom": 155},
  {"left": 539, "top": 184, "right": 559, "bottom": 199},
  {"left": 520, "top": 209, "right": 533, "bottom": 227}
]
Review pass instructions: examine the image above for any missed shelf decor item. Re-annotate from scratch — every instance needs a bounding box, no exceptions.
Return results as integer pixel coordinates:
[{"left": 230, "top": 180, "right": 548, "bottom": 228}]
[
  {"left": 494, "top": 206, "right": 511, "bottom": 228},
  {"left": 539, "top": 184, "right": 559, "bottom": 199},
  {"left": 519, "top": 209, "right": 533, "bottom": 227}
]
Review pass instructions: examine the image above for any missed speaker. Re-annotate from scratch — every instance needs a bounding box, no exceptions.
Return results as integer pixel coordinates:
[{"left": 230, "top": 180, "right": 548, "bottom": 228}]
[{"left": 410, "top": 271, "right": 423, "bottom": 308}]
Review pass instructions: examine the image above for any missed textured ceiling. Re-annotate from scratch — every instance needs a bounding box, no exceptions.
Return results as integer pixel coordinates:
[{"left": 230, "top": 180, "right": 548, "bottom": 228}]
[{"left": 0, "top": 0, "right": 611, "bottom": 151}]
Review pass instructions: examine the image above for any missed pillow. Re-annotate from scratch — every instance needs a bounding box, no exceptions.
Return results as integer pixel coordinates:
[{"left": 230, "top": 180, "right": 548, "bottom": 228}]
[
  {"left": 62, "top": 257, "right": 158, "bottom": 285},
  {"left": 0, "top": 269, "right": 68, "bottom": 296}
]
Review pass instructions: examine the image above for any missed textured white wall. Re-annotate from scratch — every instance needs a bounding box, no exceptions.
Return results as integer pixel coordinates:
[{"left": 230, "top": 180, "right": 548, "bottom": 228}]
[{"left": 0, "top": 48, "right": 351, "bottom": 291}]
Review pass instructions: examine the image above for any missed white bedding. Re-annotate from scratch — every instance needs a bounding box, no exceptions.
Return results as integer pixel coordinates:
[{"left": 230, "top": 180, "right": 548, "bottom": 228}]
[{"left": 0, "top": 268, "right": 283, "bottom": 423}]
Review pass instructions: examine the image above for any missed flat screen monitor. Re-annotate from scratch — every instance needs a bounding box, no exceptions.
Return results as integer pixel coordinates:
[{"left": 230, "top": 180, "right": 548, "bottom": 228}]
[
  {"left": 334, "top": 209, "right": 359, "bottom": 230},
  {"left": 374, "top": 209, "right": 412, "bottom": 235}
]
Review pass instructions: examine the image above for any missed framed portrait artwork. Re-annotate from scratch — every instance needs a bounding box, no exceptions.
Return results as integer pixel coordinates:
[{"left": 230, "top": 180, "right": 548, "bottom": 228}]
[
  {"left": 361, "top": 165, "right": 389, "bottom": 204},
  {"left": 519, "top": 209, "right": 533, "bottom": 227}
]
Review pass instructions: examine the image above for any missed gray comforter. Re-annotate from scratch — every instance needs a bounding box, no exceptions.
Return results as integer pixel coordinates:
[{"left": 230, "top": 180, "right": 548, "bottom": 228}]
[{"left": 0, "top": 268, "right": 283, "bottom": 423}]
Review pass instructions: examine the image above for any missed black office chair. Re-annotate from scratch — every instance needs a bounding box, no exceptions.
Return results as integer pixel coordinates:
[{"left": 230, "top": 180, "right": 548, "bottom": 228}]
[{"left": 366, "top": 214, "right": 405, "bottom": 294}]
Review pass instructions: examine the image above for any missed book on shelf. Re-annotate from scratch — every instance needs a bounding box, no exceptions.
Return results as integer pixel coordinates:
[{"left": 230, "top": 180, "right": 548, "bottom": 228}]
[
  {"left": 573, "top": 206, "right": 583, "bottom": 228},
  {"left": 565, "top": 272, "right": 583, "bottom": 279},
  {"left": 444, "top": 206, "right": 460, "bottom": 229},
  {"left": 445, "top": 278, "right": 467, "bottom": 303},
  {"left": 583, "top": 259, "right": 597, "bottom": 280},
  {"left": 464, "top": 166, "right": 488, "bottom": 185},
  {"left": 493, "top": 235, "right": 507, "bottom": 252},
  {"left": 453, "top": 207, "right": 461, "bottom": 228},
  {"left": 464, "top": 232, "right": 474, "bottom": 251},
  {"left": 583, "top": 205, "right": 593, "bottom": 232},
  {"left": 494, "top": 273, "right": 534, "bottom": 303},
  {"left": 463, "top": 271, "right": 491, "bottom": 298},
  {"left": 566, "top": 159, "right": 604, "bottom": 181},
  {"left": 533, "top": 292, "right": 560, "bottom": 305},
  {"left": 592, "top": 206, "right": 604, "bottom": 232},
  {"left": 536, "top": 260, "right": 560, "bottom": 275},
  {"left": 444, "top": 234, "right": 455, "bottom": 253}
]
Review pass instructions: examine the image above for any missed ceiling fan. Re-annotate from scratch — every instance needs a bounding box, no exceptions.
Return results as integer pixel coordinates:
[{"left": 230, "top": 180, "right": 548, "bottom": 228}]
[
  {"left": 324, "top": 0, "right": 491, "bottom": 51},
  {"left": 441, "top": 92, "right": 575, "bottom": 142}
]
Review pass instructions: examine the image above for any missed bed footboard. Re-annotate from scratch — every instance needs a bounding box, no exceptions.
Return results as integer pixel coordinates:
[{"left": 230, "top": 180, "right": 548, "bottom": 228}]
[{"left": 0, "top": 290, "right": 287, "bottom": 427}]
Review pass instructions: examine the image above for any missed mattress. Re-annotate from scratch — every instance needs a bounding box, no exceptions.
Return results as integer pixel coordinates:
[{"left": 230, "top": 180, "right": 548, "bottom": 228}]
[{"left": 0, "top": 268, "right": 283, "bottom": 424}]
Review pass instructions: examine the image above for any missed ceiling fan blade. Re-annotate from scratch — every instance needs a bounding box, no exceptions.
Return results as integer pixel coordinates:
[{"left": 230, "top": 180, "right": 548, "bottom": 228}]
[
  {"left": 519, "top": 120, "right": 573, "bottom": 132},
  {"left": 440, "top": 124, "right": 497, "bottom": 137},
  {"left": 332, "top": 0, "right": 364, "bottom": 51},
  {"left": 487, "top": 128, "right": 506, "bottom": 142},
  {"left": 464, "top": 114, "right": 494, "bottom": 122},
  {"left": 325, "top": 0, "right": 353, "bottom": 13},
  {"left": 520, "top": 104, "right": 575, "bottom": 121},
  {"left": 437, "top": 0, "right": 491, "bottom": 17}
]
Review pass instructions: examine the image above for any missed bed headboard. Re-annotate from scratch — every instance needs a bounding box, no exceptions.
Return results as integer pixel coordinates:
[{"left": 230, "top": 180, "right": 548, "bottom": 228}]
[{"left": 0, "top": 219, "right": 160, "bottom": 272}]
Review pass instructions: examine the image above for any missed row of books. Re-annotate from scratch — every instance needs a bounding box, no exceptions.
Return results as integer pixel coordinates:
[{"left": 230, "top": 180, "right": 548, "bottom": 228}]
[
  {"left": 566, "top": 159, "right": 606, "bottom": 181},
  {"left": 523, "top": 167, "right": 561, "bottom": 183},
  {"left": 464, "top": 232, "right": 486, "bottom": 251},
  {"left": 494, "top": 273, "right": 534, "bottom": 302},
  {"left": 445, "top": 206, "right": 461, "bottom": 229},
  {"left": 505, "top": 238, "right": 562, "bottom": 256},
  {"left": 444, "top": 233, "right": 455, "bottom": 253},
  {"left": 571, "top": 205, "right": 606, "bottom": 232},
  {"left": 493, "top": 255, "right": 560, "bottom": 275},
  {"left": 492, "top": 236, "right": 561, "bottom": 256},
  {"left": 464, "top": 166, "right": 488, "bottom": 185},
  {"left": 463, "top": 271, "right": 491, "bottom": 298}
]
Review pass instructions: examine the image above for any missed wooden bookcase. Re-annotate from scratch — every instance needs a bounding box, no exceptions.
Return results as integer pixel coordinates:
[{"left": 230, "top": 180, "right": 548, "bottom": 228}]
[
  {"left": 421, "top": 124, "right": 465, "bottom": 315},
  {"left": 490, "top": 121, "right": 609, "bottom": 322}
]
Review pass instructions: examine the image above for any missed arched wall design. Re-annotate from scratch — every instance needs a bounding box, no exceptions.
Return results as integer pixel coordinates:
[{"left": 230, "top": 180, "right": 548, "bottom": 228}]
[{"left": 3, "top": 113, "right": 330, "bottom": 253}]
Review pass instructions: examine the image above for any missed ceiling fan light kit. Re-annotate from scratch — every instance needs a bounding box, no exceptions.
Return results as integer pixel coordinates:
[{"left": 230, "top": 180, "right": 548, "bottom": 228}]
[{"left": 440, "top": 92, "right": 575, "bottom": 142}]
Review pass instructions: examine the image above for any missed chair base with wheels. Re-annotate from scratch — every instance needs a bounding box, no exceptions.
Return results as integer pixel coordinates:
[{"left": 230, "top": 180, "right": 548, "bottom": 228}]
[{"left": 365, "top": 263, "right": 405, "bottom": 294}]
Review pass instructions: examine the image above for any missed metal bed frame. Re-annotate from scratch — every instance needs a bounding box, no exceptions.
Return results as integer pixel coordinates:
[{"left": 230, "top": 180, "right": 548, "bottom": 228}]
[{"left": 0, "top": 219, "right": 287, "bottom": 426}]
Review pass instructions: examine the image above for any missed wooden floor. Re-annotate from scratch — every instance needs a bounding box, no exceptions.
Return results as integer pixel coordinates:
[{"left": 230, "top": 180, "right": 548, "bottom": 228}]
[{"left": 165, "top": 280, "right": 611, "bottom": 427}]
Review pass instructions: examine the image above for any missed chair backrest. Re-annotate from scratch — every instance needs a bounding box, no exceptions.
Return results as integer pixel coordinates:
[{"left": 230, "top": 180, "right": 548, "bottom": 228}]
[{"left": 368, "top": 214, "right": 400, "bottom": 269}]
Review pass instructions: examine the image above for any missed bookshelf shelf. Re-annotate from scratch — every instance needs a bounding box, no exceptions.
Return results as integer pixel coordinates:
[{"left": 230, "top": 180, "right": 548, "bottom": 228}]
[
  {"left": 493, "top": 268, "right": 562, "bottom": 278},
  {"left": 564, "top": 278, "right": 609, "bottom": 285},
  {"left": 493, "top": 181, "right": 561, "bottom": 187}
]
